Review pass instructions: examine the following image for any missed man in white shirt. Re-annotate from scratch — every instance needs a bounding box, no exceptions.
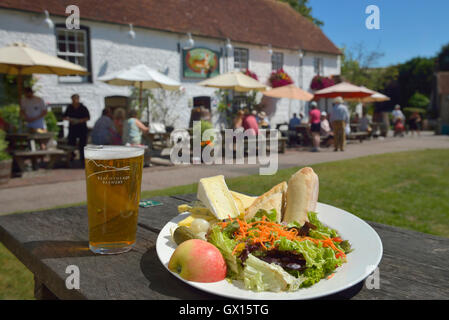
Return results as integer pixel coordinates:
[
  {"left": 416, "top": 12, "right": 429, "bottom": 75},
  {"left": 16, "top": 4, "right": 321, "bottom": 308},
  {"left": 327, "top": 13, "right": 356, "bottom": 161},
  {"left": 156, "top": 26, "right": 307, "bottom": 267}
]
[{"left": 20, "top": 87, "right": 47, "bottom": 133}]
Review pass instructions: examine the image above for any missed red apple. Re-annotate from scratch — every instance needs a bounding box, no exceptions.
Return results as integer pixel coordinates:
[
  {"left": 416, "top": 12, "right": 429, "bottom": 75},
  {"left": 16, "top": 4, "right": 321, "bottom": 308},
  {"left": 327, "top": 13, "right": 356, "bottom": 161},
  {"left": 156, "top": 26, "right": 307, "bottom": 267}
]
[{"left": 168, "top": 239, "right": 227, "bottom": 283}]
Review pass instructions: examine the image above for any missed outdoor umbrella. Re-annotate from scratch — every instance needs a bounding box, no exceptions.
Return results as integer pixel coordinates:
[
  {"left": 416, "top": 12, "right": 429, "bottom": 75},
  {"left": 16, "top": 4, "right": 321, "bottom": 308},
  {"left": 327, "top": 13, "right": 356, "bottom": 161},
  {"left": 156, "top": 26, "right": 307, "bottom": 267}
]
[
  {"left": 197, "top": 71, "right": 268, "bottom": 92},
  {"left": 98, "top": 64, "right": 181, "bottom": 122},
  {"left": 0, "top": 42, "right": 88, "bottom": 101},
  {"left": 313, "top": 81, "right": 373, "bottom": 100},
  {"left": 345, "top": 86, "right": 390, "bottom": 103},
  {"left": 262, "top": 84, "right": 314, "bottom": 118}
]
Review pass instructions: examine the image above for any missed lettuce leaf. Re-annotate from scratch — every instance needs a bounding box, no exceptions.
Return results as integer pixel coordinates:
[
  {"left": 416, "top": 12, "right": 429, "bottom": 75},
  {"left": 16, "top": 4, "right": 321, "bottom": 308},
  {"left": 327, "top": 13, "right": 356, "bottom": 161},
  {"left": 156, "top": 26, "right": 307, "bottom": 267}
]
[
  {"left": 207, "top": 224, "right": 241, "bottom": 278},
  {"left": 276, "top": 237, "right": 344, "bottom": 287},
  {"left": 243, "top": 254, "right": 304, "bottom": 292}
]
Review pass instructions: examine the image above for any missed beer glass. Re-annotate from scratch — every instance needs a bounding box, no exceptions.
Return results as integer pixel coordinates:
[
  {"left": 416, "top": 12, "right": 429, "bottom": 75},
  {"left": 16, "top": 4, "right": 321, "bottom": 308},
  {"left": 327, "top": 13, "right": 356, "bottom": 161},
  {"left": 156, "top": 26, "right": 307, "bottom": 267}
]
[{"left": 84, "top": 145, "right": 144, "bottom": 254}]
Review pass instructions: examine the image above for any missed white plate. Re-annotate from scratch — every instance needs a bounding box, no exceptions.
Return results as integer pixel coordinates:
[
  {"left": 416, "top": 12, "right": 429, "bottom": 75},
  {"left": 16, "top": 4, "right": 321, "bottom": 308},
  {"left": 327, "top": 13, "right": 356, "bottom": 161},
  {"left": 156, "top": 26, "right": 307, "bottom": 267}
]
[{"left": 156, "top": 202, "right": 383, "bottom": 300}]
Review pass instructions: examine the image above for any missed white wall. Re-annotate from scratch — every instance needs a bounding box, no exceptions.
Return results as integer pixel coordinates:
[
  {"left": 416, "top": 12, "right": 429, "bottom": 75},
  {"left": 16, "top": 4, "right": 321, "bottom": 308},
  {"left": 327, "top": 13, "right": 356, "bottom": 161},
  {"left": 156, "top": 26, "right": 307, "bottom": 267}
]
[{"left": 0, "top": 8, "right": 340, "bottom": 130}]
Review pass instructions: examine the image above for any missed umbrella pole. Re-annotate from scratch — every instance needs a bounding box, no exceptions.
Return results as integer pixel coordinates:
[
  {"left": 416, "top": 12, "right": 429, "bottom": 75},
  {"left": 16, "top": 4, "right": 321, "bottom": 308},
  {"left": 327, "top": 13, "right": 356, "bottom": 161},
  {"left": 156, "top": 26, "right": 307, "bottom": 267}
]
[{"left": 17, "top": 69, "right": 24, "bottom": 132}]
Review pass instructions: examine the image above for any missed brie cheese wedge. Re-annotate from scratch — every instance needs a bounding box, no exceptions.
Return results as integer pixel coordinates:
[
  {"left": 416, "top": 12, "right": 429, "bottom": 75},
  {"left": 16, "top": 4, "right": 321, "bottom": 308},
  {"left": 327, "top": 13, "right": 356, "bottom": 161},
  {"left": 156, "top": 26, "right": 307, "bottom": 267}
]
[{"left": 197, "top": 175, "right": 240, "bottom": 220}]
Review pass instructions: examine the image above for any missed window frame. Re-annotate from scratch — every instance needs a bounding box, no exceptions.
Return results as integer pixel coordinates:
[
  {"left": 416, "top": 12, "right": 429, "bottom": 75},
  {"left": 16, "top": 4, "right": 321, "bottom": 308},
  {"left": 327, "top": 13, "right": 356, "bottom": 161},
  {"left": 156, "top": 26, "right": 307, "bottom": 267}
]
[
  {"left": 233, "top": 47, "right": 249, "bottom": 70},
  {"left": 314, "top": 57, "right": 324, "bottom": 76},
  {"left": 55, "top": 24, "right": 92, "bottom": 83},
  {"left": 271, "top": 52, "right": 284, "bottom": 71}
]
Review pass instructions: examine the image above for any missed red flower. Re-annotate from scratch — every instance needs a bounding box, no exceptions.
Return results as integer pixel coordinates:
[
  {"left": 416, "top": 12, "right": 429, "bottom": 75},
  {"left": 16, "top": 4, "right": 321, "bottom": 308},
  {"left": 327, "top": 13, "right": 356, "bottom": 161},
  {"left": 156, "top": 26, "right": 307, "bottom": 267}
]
[
  {"left": 244, "top": 69, "right": 258, "bottom": 81},
  {"left": 310, "top": 75, "right": 334, "bottom": 90},
  {"left": 268, "top": 69, "right": 293, "bottom": 88}
]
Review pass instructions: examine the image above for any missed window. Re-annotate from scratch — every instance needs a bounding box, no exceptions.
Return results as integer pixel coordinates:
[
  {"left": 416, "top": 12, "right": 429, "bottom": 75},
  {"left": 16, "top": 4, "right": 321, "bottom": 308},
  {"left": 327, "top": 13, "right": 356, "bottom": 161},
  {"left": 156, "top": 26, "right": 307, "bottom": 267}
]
[
  {"left": 234, "top": 47, "right": 249, "bottom": 70},
  {"left": 55, "top": 25, "right": 91, "bottom": 83},
  {"left": 271, "top": 52, "right": 283, "bottom": 70},
  {"left": 314, "top": 57, "right": 324, "bottom": 75}
]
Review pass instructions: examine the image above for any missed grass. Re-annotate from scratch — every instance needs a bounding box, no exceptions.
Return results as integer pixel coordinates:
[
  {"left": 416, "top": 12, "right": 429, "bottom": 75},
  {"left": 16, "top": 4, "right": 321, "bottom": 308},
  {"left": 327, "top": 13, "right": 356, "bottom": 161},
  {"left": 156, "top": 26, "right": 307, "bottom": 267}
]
[{"left": 1, "top": 149, "right": 448, "bottom": 299}]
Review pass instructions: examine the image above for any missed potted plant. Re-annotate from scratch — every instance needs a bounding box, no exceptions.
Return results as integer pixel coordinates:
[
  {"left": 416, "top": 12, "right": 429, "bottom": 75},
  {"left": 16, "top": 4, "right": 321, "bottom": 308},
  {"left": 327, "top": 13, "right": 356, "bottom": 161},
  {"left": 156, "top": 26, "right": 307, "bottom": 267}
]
[{"left": 0, "top": 129, "right": 12, "bottom": 184}]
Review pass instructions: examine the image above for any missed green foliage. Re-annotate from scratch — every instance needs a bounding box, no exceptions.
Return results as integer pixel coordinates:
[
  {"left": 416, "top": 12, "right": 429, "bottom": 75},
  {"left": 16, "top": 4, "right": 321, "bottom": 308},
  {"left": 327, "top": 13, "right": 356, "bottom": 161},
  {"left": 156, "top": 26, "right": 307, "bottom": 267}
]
[
  {"left": 0, "top": 104, "right": 21, "bottom": 130},
  {"left": 193, "top": 119, "right": 214, "bottom": 142},
  {"left": 0, "top": 75, "right": 37, "bottom": 105},
  {"left": 0, "top": 104, "right": 59, "bottom": 134},
  {"left": 279, "top": 0, "right": 324, "bottom": 26},
  {"left": 44, "top": 110, "right": 59, "bottom": 134},
  {"left": 437, "top": 43, "right": 449, "bottom": 71},
  {"left": 340, "top": 44, "right": 390, "bottom": 91},
  {"left": 397, "top": 57, "right": 435, "bottom": 108},
  {"left": 0, "top": 129, "right": 11, "bottom": 161},
  {"left": 408, "top": 92, "right": 430, "bottom": 109}
]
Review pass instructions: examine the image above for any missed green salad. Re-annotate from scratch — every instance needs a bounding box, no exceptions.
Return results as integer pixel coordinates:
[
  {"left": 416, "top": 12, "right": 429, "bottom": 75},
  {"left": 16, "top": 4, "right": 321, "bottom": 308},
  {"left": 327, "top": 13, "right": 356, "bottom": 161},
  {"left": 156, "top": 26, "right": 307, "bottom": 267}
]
[{"left": 206, "top": 210, "right": 352, "bottom": 292}]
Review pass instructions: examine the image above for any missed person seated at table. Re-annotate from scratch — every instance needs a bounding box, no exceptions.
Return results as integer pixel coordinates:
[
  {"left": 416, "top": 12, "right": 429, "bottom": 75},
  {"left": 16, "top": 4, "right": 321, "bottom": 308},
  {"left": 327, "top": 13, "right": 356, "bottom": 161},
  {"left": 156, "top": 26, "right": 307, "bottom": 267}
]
[
  {"left": 112, "top": 108, "right": 126, "bottom": 145},
  {"left": 242, "top": 108, "right": 259, "bottom": 136},
  {"left": 63, "top": 94, "right": 90, "bottom": 162},
  {"left": 122, "top": 109, "right": 149, "bottom": 146},
  {"left": 288, "top": 113, "right": 301, "bottom": 131},
  {"left": 320, "top": 111, "right": 334, "bottom": 147},
  {"left": 257, "top": 111, "right": 269, "bottom": 129},
  {"left": 91, "top": 107, "right": 117, "bottom": 145},
  {"left": 233, "top": 110, "right": 244, "bottom": 130},
  {"left": 20, "top": 87, "right": 48, "bottom": 134},
  {"left": 359, "top": 111, "right": 372, "bottom": 135}
]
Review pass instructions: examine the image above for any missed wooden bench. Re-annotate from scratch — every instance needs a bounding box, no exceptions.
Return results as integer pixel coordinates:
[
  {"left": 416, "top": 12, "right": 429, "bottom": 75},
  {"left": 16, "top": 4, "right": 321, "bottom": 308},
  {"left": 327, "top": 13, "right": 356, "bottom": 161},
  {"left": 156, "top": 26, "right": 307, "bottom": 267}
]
[
  {"left": 12, "top": 149, "right": 70, "bottom": 173},
  {"left": 347, "top": 132, "right": 369, "bottom": 143}
]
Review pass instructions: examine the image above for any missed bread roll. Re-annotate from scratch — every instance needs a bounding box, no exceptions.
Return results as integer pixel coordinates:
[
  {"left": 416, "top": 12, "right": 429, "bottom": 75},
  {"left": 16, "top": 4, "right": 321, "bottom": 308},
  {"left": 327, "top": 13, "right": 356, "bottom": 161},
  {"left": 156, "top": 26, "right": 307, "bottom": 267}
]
[
  {"left": 283, "top": 167, "right": 319, "bottom": 225},
  {"left": 244, "top": 182, "right": 287, "bottom": 221}
]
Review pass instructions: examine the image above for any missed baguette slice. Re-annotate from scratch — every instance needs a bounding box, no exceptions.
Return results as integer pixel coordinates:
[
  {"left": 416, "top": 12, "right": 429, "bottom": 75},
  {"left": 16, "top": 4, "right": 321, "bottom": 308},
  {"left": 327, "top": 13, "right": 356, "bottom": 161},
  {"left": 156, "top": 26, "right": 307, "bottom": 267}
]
[
  {"left": 244, "top": 182, "right": 287, "bottom": 222},
  {"left": 283, "top": 167, "right": 319, "bottom": 225}
]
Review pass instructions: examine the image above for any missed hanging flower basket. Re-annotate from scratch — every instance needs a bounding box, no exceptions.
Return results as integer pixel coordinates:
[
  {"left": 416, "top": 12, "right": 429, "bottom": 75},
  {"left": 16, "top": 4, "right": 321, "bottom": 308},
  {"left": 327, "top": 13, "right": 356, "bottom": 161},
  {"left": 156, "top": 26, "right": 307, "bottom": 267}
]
[
  {"left": 243, "top": 68, "right": 259, "bottom": 81},
  {"left": 310, "top": 75, "right": 335, "bottom": 91},
  {"left": 268, "top": 69, "right": 293, "bottom": 88}
]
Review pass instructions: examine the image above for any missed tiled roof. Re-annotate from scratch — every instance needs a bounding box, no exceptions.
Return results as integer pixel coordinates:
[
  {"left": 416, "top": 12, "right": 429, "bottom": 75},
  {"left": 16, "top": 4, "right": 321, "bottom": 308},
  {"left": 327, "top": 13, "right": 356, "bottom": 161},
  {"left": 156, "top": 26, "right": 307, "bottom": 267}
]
[{"left": 0, "top": 0, "right": 341, "bottom": 55}]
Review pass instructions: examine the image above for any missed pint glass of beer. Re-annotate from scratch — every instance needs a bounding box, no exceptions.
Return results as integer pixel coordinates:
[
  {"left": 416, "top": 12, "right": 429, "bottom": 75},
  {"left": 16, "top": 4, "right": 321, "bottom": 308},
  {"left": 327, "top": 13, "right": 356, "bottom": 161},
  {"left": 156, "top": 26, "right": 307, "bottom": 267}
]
[{"left": 84, "top": 145, "right": 144, "bottom": 254}]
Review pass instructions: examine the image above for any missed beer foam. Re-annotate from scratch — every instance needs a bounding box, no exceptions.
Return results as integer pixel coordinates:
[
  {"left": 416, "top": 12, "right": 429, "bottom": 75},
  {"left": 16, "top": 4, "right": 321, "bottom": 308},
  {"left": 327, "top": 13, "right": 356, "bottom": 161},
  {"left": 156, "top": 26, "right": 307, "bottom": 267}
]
[{"left": 84, "top": 145, "right": 145, "bottom": 160}]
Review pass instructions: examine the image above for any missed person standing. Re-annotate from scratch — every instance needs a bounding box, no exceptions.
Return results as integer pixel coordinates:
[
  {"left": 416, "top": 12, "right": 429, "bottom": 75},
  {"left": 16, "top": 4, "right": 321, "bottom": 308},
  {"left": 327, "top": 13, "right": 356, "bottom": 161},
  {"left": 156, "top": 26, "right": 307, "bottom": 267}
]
[
  {"left": 408, "top": 111, "right": 421, "bottom": 136},
  {"left": 63, "top": 94, "right": 90, "bottom": 162},
  {"left": 308, "top": 101, "right": 321, "bottom": 152},
  {"left": 329, "top": 96, "right": 349, "bottom": 152},
  {"left": 123, "top": 109, "right": 149, "bottom": 145},
  {"left": 20, "top": 87, "right": 47, "bottom": 133}
]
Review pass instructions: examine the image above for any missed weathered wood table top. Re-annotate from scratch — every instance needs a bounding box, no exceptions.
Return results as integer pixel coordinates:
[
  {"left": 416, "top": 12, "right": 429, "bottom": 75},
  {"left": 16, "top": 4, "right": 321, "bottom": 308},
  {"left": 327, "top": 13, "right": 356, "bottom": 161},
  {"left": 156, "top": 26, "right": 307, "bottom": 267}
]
[{"left": 0, "top": 194, "right": 448, "bottom": 300}]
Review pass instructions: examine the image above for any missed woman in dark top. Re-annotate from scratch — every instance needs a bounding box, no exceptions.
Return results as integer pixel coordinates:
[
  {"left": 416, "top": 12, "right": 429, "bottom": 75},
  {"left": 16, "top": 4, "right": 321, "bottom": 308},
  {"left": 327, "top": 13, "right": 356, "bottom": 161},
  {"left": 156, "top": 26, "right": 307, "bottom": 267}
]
[
  {"left": 63, "top": 94, "right": 90, "bottom": 163},
  {"left": 408, "top": 112, "right": 421, "bottom": 136}
]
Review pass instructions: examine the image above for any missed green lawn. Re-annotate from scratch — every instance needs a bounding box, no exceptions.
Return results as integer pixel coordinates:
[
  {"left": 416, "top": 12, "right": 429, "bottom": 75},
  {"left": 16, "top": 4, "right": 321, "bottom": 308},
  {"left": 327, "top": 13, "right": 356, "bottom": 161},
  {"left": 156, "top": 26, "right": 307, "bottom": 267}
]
[{"left": 1, "top": 149, "right": 448, "bottom": 299}]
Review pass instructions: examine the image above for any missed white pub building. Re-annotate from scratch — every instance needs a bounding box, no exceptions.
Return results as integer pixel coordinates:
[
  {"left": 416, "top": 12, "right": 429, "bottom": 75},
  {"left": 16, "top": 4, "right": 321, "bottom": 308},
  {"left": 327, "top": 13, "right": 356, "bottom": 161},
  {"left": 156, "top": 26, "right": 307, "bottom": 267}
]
[{"left": 0, "top": 0, "right": 341, "bottom": 132}]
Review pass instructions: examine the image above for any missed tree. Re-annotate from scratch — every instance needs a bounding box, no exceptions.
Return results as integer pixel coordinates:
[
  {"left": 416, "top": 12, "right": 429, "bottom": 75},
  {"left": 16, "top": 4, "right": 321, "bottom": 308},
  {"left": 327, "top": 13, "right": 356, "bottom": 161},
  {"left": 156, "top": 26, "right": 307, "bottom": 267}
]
[
  {"left": 397, "top": 57, "right": 435, "bottom": 108},
  {"left": 437, "top": 43, "right": 449, "bottom": 71},
  {"left": 279, "top": 0, "right": 324, "bottom": 27},
  {"left": 408, "top": 92, "right": 430, "bottom": 109},
  {"left": 340, "top": 42, "right": 387, "bottom": 90}
]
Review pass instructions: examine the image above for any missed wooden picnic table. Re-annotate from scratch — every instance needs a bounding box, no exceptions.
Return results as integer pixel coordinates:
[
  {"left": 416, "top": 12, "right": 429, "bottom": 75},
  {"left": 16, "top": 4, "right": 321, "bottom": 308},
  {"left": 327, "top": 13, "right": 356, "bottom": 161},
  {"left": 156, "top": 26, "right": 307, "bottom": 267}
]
[
  {"left": 0, "top": 194, "right": 448, "bottom": 300},
  {"left": 6, "top": 132, "right": 71, "bottom": 174}
]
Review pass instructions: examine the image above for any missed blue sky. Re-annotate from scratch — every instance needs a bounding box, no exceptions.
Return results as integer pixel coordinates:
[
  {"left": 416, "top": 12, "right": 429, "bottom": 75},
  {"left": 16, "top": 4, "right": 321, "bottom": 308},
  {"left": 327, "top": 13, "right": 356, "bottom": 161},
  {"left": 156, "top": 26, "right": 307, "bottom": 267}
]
[{"left": 309, "top": 0, "right": 448, "bottom": 67}]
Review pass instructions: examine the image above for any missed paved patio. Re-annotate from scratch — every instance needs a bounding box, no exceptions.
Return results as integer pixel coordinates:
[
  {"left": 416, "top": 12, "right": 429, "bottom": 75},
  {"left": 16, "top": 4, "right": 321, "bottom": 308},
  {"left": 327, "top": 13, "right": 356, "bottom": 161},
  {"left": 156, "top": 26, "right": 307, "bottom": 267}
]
[{"left": 1, "top": 132, "right": 448, "bottom": 214}]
